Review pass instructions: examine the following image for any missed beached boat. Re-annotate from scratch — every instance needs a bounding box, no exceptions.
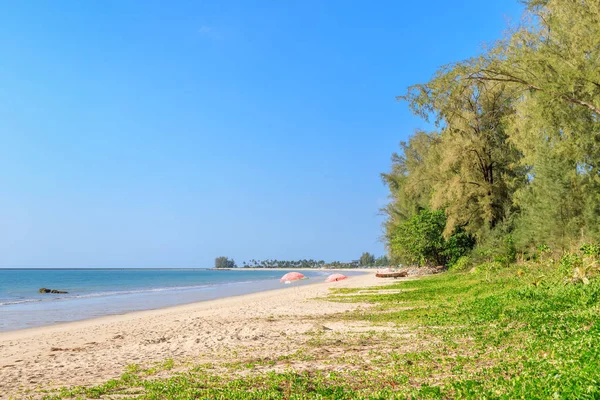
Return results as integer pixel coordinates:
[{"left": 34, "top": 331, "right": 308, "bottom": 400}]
[{"left": 375, "top": 271, "right": 407, "bottom": 278}]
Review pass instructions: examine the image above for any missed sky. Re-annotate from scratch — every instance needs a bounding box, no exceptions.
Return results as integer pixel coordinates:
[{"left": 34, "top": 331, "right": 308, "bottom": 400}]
[{"left": 0, "top": 0, "right": 524, "bottom": 268}]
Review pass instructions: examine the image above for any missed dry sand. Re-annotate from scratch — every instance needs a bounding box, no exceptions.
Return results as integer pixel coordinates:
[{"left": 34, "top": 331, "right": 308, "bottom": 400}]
[{"left": 0, "top": 272, "right": 386, "bottom": 399}]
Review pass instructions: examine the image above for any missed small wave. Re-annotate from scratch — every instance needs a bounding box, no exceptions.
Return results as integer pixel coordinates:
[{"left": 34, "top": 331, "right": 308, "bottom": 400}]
[
  {"left": 71, "top": 284, "right": 216, "bottom": 299},
  {"left": 0, "top": 298, "right": 45, "bottom": 306}
]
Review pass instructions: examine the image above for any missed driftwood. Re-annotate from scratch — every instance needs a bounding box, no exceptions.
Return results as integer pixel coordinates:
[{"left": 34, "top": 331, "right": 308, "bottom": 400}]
[{"left": 375, "top": 271, "right": 408, "bottom": 279}]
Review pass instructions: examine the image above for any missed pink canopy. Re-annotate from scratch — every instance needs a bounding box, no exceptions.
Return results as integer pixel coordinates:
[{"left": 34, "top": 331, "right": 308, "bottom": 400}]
[
  {"left": 325, "top": 273, "right": 347, "bottom": 283},
  {"left": 280, "top": 272, "right": 305, "bottom": 283}
]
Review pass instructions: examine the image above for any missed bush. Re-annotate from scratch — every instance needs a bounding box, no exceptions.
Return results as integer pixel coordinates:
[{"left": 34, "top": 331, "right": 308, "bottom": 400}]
[
  {"left": 556, "top": 245, "right": 600, "bottom": 285},
  {"left": 472, "top": 234, "right": 518, "bottom": 268},
  {"left": 558, "top": 253, "right": 583, "bottom": 279},
  {"left": 494, "top": 235, "right": 517, "bottom": 267},
  {"left": 580, "top": 243, "right": 600, "bottom": 258},
  {"left": 444, "top": 228, "right": 476, "bottom": 267},
  {"left": 390, "top": 209, "right": 475, "bottom": 267},
  {"left": 390, "top": 209, "right": 447, "bottom": 266},
  {"left": 479, "top": 261, "right": 504, "bottom": 275},
  {"left": 449, "top": 256, "right": 472, "bottom": 272}
]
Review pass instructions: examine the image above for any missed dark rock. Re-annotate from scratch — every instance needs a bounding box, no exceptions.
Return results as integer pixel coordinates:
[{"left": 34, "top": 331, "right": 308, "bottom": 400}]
[{"left": 39, "top": 288, "right": 68, "bottom": 294}]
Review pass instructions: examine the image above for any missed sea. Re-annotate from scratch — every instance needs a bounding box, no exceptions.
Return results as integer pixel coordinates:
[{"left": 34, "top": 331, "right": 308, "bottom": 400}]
[{"left": 0, "top": 268, "right": 361, "bottom": 332}]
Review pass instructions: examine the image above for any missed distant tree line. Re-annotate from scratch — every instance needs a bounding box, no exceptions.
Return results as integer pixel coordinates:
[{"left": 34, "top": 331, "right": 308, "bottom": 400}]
[
  {"left": 214, "top": 254, "right": 391, "bottom": 269},
  {"left": 359, "top": 252, "right": 389, "bottom": 267},
  {"left": 382, "top": 0, "right": 600, "bottom": 268},
  {"left": 242, "top": 259, "right": 325, "bottom": 269}
]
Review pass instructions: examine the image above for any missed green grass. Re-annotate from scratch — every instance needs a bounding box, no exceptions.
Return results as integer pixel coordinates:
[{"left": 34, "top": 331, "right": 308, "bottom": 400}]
[{"left": 40, "top": 262, "right": 600, "bottom": 399}]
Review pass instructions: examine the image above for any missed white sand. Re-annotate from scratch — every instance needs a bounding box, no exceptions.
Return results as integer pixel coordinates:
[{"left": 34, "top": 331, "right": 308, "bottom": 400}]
[{"left": 0, "top": 272, "right": 384, "bottom": 399}]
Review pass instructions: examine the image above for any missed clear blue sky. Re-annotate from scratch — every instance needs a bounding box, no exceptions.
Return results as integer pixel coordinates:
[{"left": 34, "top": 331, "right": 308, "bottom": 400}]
[{"left": 0, "top": 0, "right": 524, "bottom": 268}]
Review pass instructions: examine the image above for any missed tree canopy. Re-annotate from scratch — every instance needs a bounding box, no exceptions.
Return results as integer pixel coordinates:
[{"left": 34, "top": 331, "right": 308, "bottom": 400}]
[
  {"left": 214, "top": 257, "right": 236, "bottom": 269},
  {"left": 383, "top": 0, "right": 600, "bottom": 265}
]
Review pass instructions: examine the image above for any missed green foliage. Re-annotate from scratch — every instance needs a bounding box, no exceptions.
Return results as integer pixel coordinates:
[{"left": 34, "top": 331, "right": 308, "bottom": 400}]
[
  {"left": 443, "top": 228, "right": 476, "bottom": 267},
  {"left": 383, "top": 0, "right": 600, "bottom": 259},
  {"left": 390, "top": 209, "right": 446, "bottom": 266},
  {"left": 448, "top": 255, "right": 472, "bottom": 272},
  {"left": 491, "top": 234, "right": 517, "bottom": 267},
  {"left": 581, "top": 244, "right": 600, "bottom": 258},
  {"left": 557, "top": 244, "right": 600, "bottom": 285},
  {"left": 381, "top": 131, "right": 441, "bottom": 249},
  {"left": 504, "top": 235, "right": 517, "bottom": 263},
  {"left": 400, "top": 79, "right": 524, "bottom": 238},
  {"left": 558, "top": 253, "right": 584, "bottom": 280},
  {"left": 390, "top": 209, "right": 474, "bottom": 266},
  {"left": 214, "top": 256, "right": 236, "bottom": 269},
  {"left": 513, "top": 143, "right": 589, "bottom": 251}
]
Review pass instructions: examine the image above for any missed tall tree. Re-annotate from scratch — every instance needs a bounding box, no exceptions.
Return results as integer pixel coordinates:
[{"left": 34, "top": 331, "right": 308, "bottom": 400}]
[
  {"left": 476, "top": 0, "right": 600, "bottom": 246},
  {"left": 401, "top": 74, "right": 524, "bottom": 237},
  {"left": 514, "top": 143, "right": 586, "bottom": 250},
  {"left": 381, "top": 130, "right": 440, "bottom": 250},
  {"left": 383, "top": 0, "right": 600, "bottom": 263},
  {"left": 472, "top": 0, "right": 600, "bottom": 117}
]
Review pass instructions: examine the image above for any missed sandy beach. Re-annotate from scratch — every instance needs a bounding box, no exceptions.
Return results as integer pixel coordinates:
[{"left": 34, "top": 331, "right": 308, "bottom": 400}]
[{"left": 0, "top": 271, "right": 383, "bottom": 399}]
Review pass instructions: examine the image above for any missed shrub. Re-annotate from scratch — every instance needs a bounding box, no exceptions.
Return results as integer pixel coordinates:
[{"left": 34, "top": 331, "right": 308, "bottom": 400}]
[
  {"left": 390, "top": 209, "right": 447, "bottom": 266},
  {"left": 580, "top": 243, "right": 600, "bottom": 258},
  {"left": 444, "top": 228, "right": 476, "bottom": 267},
  {"left": 390, "top": 209, "right": 475, "bottom": 267},
  {"left": 494, "top": 235, "right": 517, "bottom": 267},
  {"left": 557, "top": 247, "right": 600, "bottom": 285},
  {"left": 449, "top": 256, "right": 472, "bottom": 272}
]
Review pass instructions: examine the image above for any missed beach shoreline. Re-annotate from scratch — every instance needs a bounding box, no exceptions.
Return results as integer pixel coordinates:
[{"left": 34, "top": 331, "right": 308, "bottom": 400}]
[
  {"left": 0, "top": 268, "right": 372, "bottom": 333},
  {"left": 0, "top": 271, "right": 384, "bottom": 398},
  {"left": 0, "top": 269, "right": 369, "bottom": 339}
]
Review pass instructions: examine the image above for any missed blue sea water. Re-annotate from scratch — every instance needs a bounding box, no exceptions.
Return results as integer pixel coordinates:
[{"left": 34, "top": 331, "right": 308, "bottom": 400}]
[{"left": 0, "top": 268, "right": 360, "bottom": 332}]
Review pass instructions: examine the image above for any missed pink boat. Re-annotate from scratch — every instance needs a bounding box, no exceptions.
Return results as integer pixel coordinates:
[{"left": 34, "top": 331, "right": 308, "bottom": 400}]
[{"left": 325, "top": 273, "right": 347, "bottom": 282}]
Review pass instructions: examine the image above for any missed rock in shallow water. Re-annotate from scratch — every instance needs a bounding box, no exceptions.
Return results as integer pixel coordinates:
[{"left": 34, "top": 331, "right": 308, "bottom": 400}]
[{"left": 39, "top": 288, "right": 68, "bottom": 294}]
